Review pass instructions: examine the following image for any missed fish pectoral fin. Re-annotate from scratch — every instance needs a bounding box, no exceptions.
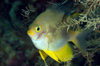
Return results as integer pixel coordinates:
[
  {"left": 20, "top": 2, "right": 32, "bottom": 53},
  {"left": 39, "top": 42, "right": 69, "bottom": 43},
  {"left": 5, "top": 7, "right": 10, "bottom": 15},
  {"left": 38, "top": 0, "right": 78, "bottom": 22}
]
[{"left": 39, "top": 50, "right": 48, "bottom": 62}]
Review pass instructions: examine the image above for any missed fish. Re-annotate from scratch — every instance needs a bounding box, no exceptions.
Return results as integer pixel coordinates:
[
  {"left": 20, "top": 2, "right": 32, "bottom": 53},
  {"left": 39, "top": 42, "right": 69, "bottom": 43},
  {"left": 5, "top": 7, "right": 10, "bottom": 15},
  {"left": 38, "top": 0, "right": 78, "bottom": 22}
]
[{"left": 27, "top": 1, "right": 93, "bottom": 63}]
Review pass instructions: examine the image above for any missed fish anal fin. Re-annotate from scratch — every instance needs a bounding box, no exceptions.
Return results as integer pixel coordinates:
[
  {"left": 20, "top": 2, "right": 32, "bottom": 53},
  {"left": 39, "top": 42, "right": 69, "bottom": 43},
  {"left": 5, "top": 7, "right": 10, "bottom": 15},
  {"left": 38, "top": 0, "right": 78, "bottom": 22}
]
[
  {"left": 54, "top": 44, "right": 73, "bottom": 62},
  {"left": 42, "top": 44, "right": 73, "bottom": 62}
]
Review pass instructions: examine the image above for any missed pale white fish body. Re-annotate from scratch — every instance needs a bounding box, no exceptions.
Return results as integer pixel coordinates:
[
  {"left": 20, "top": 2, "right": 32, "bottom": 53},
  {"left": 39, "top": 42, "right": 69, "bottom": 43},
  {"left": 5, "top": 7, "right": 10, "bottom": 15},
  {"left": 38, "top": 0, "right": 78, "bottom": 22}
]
[
  {"left": 30, "top": 31, "right": 70, "bottom": 51},
  {"left": 31, "top": 34, "right": 49, "bottom": 50}
]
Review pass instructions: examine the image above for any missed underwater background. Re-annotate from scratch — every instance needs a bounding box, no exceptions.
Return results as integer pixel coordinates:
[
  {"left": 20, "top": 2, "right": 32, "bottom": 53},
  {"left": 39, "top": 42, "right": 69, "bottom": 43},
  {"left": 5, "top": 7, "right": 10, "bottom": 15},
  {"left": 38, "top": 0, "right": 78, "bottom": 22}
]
[{"left": 0, "top": 0, "right": 100, "bottom": 66}]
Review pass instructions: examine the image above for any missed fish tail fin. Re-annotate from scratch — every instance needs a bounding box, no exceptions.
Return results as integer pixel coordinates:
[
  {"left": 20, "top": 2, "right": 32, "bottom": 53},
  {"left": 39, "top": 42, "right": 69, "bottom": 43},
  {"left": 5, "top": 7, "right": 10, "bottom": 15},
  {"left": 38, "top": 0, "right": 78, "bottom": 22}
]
[
  {"left": 71, "top": 38, "right": 87, "bottom": 55},
  {"left": 72, "top": 28, "right": 93, "bottom": 54}
]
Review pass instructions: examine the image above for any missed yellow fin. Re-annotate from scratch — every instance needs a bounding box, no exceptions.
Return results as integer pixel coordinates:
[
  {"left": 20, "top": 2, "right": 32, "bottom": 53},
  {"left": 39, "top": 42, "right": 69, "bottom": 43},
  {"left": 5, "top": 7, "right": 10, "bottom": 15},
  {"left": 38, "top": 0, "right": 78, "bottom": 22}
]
[
  {"left": 71, "top": 39, "right": 80, "bottom": 49},
  {"left": 39, "top": 50, "right": 48, "bottom": 62},
  {"left": 68, "top": 30, "right": 81, "bottom": 49},
  {"left": 54, "top": 44, "right": 73, "bottom": 62},
  {"left": 43, "top": 49, "right": 59, "bottom": 62},
  {"left": 43, "top": 44, "right": 73, "bottom": 62}
]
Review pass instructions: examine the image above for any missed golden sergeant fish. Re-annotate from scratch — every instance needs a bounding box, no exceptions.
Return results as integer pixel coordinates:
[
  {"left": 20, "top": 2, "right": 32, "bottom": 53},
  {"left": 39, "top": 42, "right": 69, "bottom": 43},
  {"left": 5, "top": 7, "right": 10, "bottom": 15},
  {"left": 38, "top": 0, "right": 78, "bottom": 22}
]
[{"left": 27, "top": 2, "right": 93, "bottom": 63}]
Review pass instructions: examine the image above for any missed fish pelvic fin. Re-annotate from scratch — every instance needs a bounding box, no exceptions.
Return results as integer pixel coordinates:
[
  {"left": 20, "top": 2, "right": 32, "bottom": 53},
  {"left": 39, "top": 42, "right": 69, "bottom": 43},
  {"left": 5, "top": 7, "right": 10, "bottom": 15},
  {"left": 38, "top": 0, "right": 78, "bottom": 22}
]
[{"left": 39, "top": 50, "right": 48, "bottom": 62}]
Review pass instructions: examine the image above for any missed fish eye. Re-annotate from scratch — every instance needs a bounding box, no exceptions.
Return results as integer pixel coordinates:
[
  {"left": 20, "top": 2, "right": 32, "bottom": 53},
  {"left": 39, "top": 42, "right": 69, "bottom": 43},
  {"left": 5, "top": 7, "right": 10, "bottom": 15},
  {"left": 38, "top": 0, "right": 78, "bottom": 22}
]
[
  {"left": 37, "top": 27, "right": 40, "bottom": 31},
  {"left": 35, "top": 26, "right": 41, "bottom": 32}
]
